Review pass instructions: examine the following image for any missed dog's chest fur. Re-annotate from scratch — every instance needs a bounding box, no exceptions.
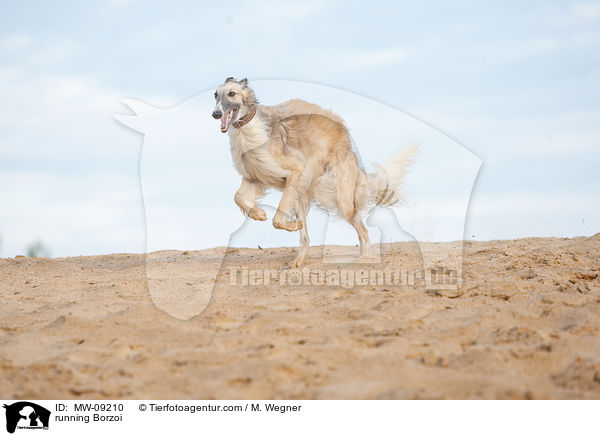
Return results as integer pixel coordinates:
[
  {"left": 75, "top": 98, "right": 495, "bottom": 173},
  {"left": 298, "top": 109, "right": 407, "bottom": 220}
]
[{"left": 228, "top": 116, "right": 289, "bottom": 187}]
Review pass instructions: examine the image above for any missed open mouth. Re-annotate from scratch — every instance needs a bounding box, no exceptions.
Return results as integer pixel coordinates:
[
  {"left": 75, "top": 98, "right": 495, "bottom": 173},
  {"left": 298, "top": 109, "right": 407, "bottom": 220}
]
[{"left": 220, "top": 108, "right": 238, "bottom": 133}]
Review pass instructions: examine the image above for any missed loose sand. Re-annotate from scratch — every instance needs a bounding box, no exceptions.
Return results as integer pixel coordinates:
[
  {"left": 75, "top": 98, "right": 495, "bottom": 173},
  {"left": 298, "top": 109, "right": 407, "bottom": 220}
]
[{"left": 1, "top": 235, "right": 599, "bottom": 399}]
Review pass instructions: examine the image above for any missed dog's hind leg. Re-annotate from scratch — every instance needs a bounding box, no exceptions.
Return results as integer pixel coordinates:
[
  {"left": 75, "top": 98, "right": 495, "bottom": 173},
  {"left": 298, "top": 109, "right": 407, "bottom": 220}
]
[
  {"left": 351, "top": 216, "right": 370, "bottom": 258},
  {"left": 341, "top": 193, "right": 370, "bottom": 258},
  {"left": 336, "top": 154, "right": 371, "bottom": 258},
  {"left": 354, "top": 175, "right": 371, "bottom": 259},
  {"left": 234, "top": 178, "right": 267, "bottom": 221},
  {"left": 289, "top": 196, "right": 310, "bottom": 268}
]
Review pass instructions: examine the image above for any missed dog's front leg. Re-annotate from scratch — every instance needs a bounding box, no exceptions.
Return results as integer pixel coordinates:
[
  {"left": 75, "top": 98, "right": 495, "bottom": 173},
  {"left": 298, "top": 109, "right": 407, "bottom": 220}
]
[
  {"left": 273, "top": 158, "right": 317, "bottom": 232},
  {"left": 234, "top": 179, "right": 267, "bottom": 221},
  {"left": 272, "top": 171, "right": 304, "bottom": 232}
]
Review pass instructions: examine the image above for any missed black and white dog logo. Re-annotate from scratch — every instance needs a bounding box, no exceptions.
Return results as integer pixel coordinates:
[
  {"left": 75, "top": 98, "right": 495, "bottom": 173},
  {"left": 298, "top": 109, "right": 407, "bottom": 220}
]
[{"left": 3, "top": 402, "right": 50, "bottom": 434}]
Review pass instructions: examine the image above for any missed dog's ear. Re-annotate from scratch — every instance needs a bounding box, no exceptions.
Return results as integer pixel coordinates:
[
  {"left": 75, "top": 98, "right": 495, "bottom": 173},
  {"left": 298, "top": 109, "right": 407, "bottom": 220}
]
[
  {"left": 239, "top": 78, "right": 248, "bottom": 87},
  {"left": 225, "top": 77, "right": 236, "bottom": 83}
]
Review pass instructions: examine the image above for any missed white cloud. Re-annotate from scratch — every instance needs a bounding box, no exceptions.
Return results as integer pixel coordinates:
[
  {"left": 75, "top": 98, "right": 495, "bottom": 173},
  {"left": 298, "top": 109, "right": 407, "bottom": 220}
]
[
  {"left": 27, "top": 39, "right": 82, "bottom": 65},
  {"left": 240, "top": 0, "right": 331, "bottom": 21},
  {"left": 0, "top": 170, "right": 145, "bottom": 257},
  {"left": 107, "top": 0, "right": 140, "bottom": 8},
  {"left": 0, "top": 34, "right": 32, "bottom": 50},
  {"left": 0, "top": 67, "right": 18, "bottom": 82},
  {"left": 336, "top": 48, "right": 409, "bottom": 69},
  {"left": 411, "top": 106, "right": 600, "bottom": 158},
  {"left": 0, "top": 71, "right": 151, "bottom": 257},
  {"left": 547, "top": 1, "right": 600, "bottom": 27},
  {"left": 467, "top": 190, "right": 600, "bottom": 239},
  {"left": 573, "top": 2, "right": 600, "bottom": 22},
  {"left": 573, "top": 29, "right": 600, "bottom": 44},
  {"left": 464, "top": 37, "right": 567, "bottom": 69}
]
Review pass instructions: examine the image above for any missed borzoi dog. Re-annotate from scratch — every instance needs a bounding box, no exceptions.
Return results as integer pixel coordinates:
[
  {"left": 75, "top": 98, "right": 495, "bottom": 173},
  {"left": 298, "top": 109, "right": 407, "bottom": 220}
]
[{"left": 212, "top": 77, "right": 417, "bottom": 267}]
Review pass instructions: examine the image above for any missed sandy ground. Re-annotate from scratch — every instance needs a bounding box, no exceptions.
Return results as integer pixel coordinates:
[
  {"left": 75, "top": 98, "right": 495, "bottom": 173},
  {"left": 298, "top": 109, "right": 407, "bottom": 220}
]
[{"left": 1, "top": 235, "right": 599, "bottom": 399}]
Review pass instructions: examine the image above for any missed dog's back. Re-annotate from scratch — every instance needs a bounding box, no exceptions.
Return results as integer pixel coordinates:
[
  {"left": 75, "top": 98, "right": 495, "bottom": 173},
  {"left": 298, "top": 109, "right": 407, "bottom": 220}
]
[{"left": 272, "top": 99, "right": 345, "bottom": 126}]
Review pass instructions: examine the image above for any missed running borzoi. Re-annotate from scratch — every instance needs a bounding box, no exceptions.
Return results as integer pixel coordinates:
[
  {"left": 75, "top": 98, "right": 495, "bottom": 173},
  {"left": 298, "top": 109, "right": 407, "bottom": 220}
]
[{"left": 212, "top": 77, "right": 417, "bottom": 267}]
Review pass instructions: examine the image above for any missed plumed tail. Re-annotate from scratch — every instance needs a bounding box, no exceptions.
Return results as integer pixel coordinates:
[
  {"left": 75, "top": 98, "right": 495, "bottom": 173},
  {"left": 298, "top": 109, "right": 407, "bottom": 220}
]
[{"left": 368, "top": 143, "right": 419, "bottom": 206}]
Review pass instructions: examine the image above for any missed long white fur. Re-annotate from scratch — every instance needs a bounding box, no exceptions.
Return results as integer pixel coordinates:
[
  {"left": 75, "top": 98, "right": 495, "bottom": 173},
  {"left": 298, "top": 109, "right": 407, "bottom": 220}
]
[
  {"left": 228, "top": 116, "right": 290, "bottom": 186},
  {"left": 368, "top": 143, "right": 419, "bottom": 206}
]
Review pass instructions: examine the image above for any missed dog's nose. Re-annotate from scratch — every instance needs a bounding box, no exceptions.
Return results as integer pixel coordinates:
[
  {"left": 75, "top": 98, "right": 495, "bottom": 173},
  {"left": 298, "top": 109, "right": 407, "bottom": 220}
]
[{"left": 212, "top": 110, "right": 222, "bottom": 119}]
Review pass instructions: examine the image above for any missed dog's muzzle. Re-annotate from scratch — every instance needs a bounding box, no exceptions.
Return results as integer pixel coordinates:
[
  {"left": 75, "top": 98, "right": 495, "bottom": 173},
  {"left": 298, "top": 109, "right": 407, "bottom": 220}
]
[{"left": 212, "top": 110, "right": 222, "bottom": 119}]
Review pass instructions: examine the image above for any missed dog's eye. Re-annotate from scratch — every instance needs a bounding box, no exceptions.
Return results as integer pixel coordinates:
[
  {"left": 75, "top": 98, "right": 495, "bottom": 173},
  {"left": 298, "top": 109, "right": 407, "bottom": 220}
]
[{"left": 228, "top": 91, "right": 236, "bottom": 97}]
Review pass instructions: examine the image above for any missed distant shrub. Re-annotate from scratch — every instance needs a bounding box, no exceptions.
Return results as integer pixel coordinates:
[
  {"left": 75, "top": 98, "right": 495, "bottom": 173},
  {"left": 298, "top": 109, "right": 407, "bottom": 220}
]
[{"left": 26, "top": 240, "right": 51, "bottom": 258}]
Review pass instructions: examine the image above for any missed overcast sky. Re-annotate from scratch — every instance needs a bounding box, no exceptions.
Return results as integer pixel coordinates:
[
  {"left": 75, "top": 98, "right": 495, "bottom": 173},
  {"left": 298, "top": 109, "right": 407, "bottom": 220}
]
[{"left": 0, "top": 0, "right": 599, "bottom": 257}]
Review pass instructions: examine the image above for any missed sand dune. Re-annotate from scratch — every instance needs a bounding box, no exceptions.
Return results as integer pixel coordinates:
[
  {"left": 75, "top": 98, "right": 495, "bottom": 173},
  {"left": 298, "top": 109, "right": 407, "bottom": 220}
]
[{"left": 1, "top": 235, "right": 599, "bottom": 399}]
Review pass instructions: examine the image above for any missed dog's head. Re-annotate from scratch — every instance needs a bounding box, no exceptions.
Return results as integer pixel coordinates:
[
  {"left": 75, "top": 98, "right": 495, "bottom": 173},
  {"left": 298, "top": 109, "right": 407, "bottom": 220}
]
[{"left": 212, "top": 77, "right": 257, "bottom": 133}]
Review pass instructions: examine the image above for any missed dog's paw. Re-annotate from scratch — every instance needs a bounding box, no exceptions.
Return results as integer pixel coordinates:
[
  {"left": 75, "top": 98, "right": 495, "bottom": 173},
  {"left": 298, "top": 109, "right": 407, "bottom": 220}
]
[
  {"left": 287, "top": 258, "right": 305, "bottom": 269},
  {"left": 357, "top": 254, "right": 379, "bottom": 264},
  {"left": 273, "top": 218, "right": 303, "bottom": 232},
  {"left": 248, "top": 207, "right": 267, "bottom": 221}
]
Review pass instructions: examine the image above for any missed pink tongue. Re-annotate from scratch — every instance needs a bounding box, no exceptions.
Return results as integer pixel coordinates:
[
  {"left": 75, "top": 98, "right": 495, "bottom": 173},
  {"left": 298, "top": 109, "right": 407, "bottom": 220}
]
[
  {"left": 220, "top": 115, "right": 227, "bottom": 131},
  {"left": 221, "top": 110, "right": 233, "bottom": 131}
]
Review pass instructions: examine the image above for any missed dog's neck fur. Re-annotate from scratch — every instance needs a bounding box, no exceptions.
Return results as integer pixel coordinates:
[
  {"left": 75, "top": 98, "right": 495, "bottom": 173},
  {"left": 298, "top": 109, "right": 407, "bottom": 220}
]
[
  {"left": 227, "top": 105, "right": 289, "bottom": 185},
  {"left": 228, "top": 106, "right": 270, "bottom": 154},
  {"left": 228, "top": 107, "right": 269, "bottom": 177}
]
